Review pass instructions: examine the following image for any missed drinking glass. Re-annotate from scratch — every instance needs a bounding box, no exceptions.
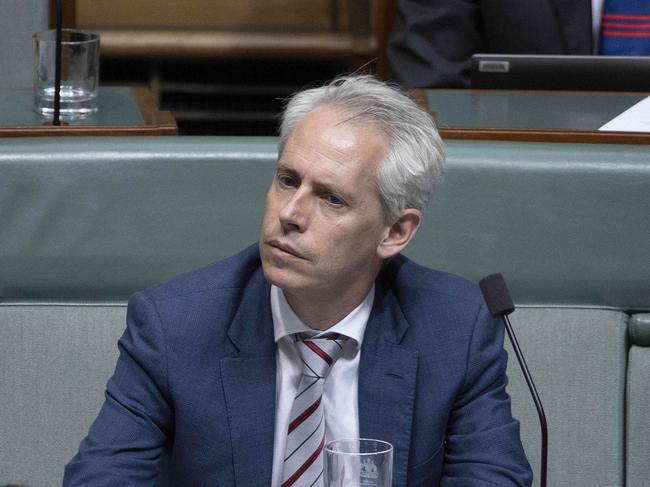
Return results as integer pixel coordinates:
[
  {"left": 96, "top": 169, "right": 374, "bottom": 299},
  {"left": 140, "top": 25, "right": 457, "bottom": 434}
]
[
  {"left": 324, "top": 438, "right": 393, "bottom": 487},
  {"left": 33, "top": 29, "right": 100, "bottom": 118}
]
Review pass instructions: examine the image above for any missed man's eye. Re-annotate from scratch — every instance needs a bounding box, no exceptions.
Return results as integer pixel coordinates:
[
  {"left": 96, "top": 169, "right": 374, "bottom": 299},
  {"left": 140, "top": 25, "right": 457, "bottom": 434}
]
[
  {"left": 278, "top": 174, "right": 296, "bottom": 187},
  {"left": 323, "top": 194, "right": 345, "bottom": 206}
]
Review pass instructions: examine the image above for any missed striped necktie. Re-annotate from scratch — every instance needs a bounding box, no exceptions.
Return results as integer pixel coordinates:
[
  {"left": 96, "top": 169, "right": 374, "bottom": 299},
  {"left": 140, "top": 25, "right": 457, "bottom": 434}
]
[
  {"left": 281, "top": 333, "right": 348, "bottom": 487},
  {"left": 600, "top": 0, "right": 650, "bottom": 54}
]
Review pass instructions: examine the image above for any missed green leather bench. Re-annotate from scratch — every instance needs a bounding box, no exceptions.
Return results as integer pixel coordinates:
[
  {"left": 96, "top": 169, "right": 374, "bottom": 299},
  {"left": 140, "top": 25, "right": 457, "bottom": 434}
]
[{"left": 1, "top": 136, "right": 649, "bottom": 487}]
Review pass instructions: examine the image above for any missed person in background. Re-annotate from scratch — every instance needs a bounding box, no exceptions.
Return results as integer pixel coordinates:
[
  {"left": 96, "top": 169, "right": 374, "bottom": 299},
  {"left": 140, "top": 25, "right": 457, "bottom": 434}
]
[
  {"left": 389, "top": 0, "right": 650, "bottom": 88},
  {"left": 63, "top": 75, "right": 531, "bottom": 486}
]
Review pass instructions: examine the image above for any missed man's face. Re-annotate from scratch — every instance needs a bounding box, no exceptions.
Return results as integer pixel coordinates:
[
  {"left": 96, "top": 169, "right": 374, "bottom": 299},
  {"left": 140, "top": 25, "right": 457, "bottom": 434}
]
[{"left": 259, "top": 104, "right": 390, "bottom": 300}]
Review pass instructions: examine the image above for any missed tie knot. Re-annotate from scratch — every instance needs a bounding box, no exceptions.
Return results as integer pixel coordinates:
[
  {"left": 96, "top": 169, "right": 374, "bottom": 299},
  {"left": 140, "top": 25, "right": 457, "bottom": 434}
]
[{"left": 295, "top": 332, "right": 348, "bottom": 379}]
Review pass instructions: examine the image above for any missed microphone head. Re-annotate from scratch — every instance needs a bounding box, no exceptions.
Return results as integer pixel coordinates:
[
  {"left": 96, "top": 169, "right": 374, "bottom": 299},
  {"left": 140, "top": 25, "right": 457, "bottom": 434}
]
[{"left": 479, "top": 273, "right": 515, "bottom": 317}]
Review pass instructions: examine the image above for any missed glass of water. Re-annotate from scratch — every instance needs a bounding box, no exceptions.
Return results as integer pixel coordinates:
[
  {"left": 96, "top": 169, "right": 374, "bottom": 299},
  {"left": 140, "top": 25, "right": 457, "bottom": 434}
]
[
  {"left": 33, "top": 29, "right": 100, "bottom": 119},
  {"left": 324, "top": 438, "right": 393, "bottom": 487}
]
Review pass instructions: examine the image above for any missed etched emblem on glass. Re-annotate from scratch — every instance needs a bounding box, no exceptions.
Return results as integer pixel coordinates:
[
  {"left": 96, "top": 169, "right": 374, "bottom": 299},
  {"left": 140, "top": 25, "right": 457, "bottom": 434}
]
[{"left": 325, "top": 439, "right": 392, "bottom": 487}]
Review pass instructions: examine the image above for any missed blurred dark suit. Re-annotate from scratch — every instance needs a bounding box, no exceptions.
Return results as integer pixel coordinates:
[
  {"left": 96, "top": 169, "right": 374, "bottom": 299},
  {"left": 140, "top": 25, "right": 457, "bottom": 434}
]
[{"left": 388, "top": 0, "right": 593, "bottom": 88}]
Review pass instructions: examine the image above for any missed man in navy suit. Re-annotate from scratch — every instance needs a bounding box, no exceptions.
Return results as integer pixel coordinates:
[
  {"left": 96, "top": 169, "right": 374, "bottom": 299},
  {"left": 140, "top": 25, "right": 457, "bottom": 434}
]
[
  {"left": 64, "top": 75, "right": 532, "bottom": 486},
  {"left": 389, "top": 0, "right": 594, "bottom": 88}
]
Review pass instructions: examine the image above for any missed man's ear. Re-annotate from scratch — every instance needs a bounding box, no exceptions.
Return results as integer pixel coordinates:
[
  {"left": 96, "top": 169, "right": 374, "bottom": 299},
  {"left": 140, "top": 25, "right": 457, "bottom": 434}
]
[{"left": 377, "top": 209, "right": 422, "bottom": 259}]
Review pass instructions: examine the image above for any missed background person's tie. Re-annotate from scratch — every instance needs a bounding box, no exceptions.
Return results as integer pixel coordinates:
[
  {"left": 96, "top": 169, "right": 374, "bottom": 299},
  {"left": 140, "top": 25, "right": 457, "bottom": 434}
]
[
  {"left": 600, "top": 0, "right": 650, "bottom": 54},
  {"left": 281, "top": 333, "right": 348, "bottom": 487}
]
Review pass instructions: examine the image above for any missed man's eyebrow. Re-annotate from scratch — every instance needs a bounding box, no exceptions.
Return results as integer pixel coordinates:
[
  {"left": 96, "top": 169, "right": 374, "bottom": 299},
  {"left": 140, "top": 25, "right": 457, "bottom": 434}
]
[
  {"left": 312, "top": 179, "right": 355, "bottom": 202},
  {"left": 275, "top": 163, "right": 298, "bottom": 176}
]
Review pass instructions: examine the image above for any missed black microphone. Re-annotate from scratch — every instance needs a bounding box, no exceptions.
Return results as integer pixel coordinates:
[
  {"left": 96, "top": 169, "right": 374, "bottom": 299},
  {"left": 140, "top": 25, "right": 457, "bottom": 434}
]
[{"left": 479, "top": 273, "right": 548, "bottom": 487}]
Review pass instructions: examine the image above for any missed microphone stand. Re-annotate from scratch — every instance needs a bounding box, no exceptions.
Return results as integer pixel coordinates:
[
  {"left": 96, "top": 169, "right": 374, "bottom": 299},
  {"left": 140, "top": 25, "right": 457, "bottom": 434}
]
[
  {"left": 479, "top": 273, "right": 548, "bottom": 487},
  {"left": 53, "top": 0, "right": 63, "bottom": 125}
]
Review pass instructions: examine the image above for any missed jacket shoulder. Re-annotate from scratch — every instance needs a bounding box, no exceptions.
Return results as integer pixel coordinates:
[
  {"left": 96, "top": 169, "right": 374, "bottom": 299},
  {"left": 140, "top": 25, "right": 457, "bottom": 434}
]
[
  {"left": 384, "top": 254, "right": 483, "bottom": 307},
  {"left": 381, "top": 254, "right": 488, "bottom": 339},
  {"left": 139, "top": 243, "right": 262, "bottom": 303}
]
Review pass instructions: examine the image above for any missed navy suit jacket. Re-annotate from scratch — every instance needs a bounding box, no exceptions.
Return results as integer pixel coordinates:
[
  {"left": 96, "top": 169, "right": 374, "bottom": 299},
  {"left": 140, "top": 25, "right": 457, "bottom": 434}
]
[
  {"left": 64, "top": 245, "right": 532, "bottom": 486},
  {"left": 389, "top": 0, "right": 593, "bottom": 88}
]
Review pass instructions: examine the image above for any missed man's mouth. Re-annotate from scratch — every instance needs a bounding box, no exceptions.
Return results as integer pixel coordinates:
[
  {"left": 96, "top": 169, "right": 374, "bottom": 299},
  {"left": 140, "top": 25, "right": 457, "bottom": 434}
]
[{"left": 267, "top": 239, "right": 306, "bottom": 260}]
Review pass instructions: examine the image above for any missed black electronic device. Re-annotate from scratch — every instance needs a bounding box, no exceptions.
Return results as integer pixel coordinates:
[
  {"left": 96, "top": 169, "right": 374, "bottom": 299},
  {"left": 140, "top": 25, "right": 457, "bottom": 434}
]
[{"left": 471, "top": 53, "right": 650, "bottom": 91}]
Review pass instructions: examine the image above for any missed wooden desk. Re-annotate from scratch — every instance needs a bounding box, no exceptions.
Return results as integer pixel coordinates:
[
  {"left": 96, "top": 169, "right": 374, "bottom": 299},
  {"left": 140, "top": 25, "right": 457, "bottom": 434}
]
[
  {"left": 412, "top": 89, "right": 650, "bottom": 144},
  {"left": 0, "top": 86, "right": 177, "bottom": 137}
]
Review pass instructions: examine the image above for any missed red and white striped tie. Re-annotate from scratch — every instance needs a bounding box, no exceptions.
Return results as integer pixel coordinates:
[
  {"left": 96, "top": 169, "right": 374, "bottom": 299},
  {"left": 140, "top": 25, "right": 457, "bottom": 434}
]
[{"left": 281, "top": 333, "right": 348, "bottom": 487}]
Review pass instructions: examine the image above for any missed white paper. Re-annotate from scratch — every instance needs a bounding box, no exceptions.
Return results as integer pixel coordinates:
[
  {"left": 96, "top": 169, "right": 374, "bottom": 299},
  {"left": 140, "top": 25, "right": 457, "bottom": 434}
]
[{"left": 599, "top": 96, "right": 650, "bottom": 132}]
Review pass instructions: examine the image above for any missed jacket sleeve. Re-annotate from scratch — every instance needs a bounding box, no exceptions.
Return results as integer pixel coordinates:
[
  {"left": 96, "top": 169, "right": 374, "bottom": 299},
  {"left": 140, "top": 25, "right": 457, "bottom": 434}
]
[
  {"left": 387, "top": 0, "right": 482, "bottom": 88},
  {"left": 63, "top": 292, "right": 172, "bottom": 486},
  {"left": 441, "top": 302, "right": 533, "bottom": 486}
]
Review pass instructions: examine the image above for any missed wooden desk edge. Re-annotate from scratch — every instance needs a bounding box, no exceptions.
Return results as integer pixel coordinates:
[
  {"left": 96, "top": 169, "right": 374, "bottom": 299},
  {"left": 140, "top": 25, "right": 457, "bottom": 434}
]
[
  {"left": 0, "top": 87, "right": 178, "bottom": 137},
  {"left": 439, "top": 127, "right": 650, "bottom": 145},
  {"left": 409, "top": 89, "right": 650, "bottom": 145},
  {"left": 131, "top": 86, "right": 178, "bottom": 133}
]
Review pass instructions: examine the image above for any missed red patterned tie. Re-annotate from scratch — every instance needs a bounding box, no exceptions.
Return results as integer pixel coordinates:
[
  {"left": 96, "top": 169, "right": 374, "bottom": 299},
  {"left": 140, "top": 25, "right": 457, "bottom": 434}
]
[{"left": 281, "top": 333, "right": 348, "bottom": 487}]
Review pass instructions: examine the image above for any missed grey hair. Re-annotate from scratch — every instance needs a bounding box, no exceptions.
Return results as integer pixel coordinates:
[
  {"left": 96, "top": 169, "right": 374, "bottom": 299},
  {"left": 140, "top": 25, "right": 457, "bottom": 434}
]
[{"left": 278, "top": 74, "right": 445, "bottom": 222}]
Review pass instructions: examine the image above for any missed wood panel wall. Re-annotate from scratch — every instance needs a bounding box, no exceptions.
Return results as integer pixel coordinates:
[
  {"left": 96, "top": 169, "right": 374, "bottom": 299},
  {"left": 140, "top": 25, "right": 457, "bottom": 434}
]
[{"left": 75, "top": 0, "right": 340, "bottom": 31}]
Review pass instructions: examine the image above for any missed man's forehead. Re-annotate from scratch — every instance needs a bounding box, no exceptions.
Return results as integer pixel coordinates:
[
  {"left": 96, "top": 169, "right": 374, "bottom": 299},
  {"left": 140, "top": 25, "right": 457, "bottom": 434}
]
[
  {"left": 280, "top": 108, "right": 386, "bottom": 172},
  {"left": 278, "top": 144, "right": 364, "bottom": 173}
]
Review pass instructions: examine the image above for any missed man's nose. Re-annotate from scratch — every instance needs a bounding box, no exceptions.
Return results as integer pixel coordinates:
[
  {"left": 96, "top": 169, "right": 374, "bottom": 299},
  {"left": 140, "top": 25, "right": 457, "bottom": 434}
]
[{"left": 279, "top": 190, "right": 310, "bottom": 232}]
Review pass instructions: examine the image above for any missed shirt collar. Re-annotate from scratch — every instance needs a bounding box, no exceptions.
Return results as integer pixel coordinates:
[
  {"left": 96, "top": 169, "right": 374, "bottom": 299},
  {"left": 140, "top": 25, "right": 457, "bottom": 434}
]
[{"left": 271, "top": 284, "right": 374, "bottom": 348}]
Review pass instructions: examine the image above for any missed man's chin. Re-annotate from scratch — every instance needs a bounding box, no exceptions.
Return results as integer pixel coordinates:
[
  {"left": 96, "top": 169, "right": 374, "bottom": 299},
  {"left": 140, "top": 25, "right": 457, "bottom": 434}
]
[{"left": 261, "top": 260, "right": 311, "bottom": 293}]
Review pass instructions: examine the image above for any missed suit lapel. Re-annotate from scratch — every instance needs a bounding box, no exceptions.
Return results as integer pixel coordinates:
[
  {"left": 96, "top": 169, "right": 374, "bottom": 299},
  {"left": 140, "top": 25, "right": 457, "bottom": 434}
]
[
  {"left": 220, "top": 268, "right": 276, "bottom": 486},
  {"left": 549, "top": 0, "right": 593, "bottom": 52},
  {"left": 359, "top": 280, "right": 418, "bottom": 487}
]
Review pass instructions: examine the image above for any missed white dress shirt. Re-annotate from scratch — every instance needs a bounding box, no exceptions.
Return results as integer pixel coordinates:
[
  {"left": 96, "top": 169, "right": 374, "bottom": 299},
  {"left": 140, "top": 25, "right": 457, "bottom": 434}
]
[
  {"left": 593, "top": 0, "right": 605, "bottom": 52},
  {"left": 270, "top": 284, "right": 374, "bottom": 487}
]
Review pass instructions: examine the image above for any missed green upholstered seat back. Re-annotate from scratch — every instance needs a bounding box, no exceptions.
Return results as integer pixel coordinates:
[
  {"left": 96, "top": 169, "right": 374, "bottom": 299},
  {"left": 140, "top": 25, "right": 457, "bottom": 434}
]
[
  {"left": 1, "top": 137, "right": 648, "bottom": 308},
  {"left": 507, "top": 308, "right": 628, "bottom": 486},
  {"left": 416, "top": 140, "right": 650, "bottom": 310},
  {"left": 626, "top": 314, "right": 650, "bottom": 487},
  {"left": 0, "top": 137, "right": 275, "bottom": 304},
  {"left": 0, "top": 305, "right": 125, "bottom": 486}
]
